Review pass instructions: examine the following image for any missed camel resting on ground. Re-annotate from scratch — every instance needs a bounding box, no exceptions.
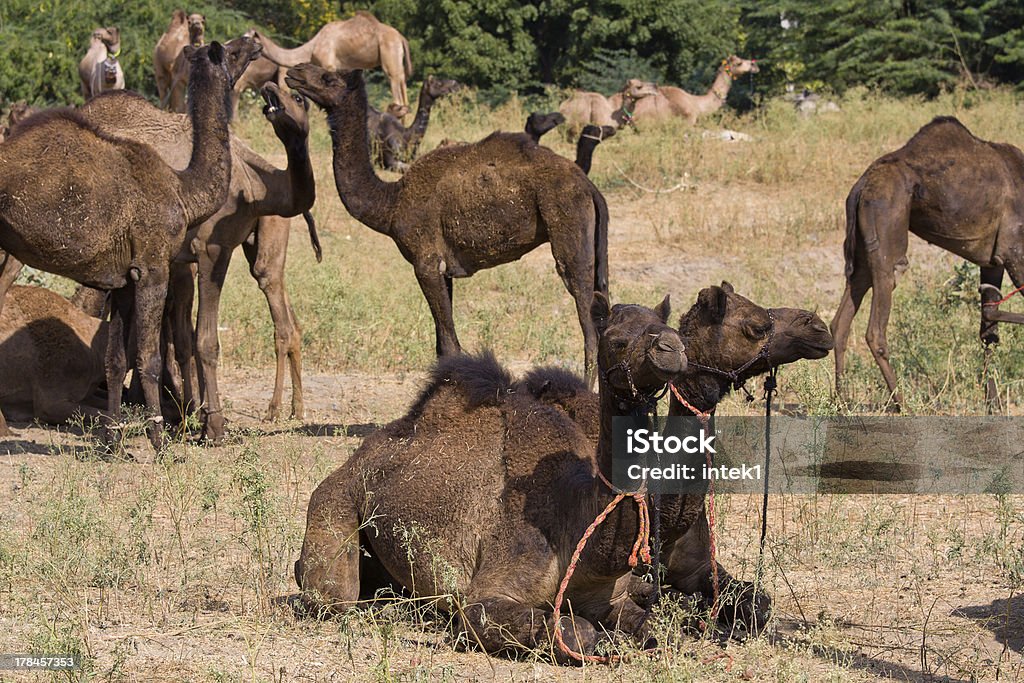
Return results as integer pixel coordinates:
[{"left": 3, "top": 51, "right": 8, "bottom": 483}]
[
  {"left": 609, "top": 56, "right": 759, "bottom": 125},
  {"left": 0, "top": 286, "right": 107, "bottom": 428},
  {"left": 250, "top": 11, "right": 413, "bottom": 108},
  {"left": 831, "top": 116, "right": 1024, "bottom": 410},
  {"left": 367, "top": 75, "right": 460, "bottom": 172},
  {"left": 295, "top": 293, "right": 690, "bottom": 661},
  {"left": 559, "top": 78, "right": 659, "bottom": 138},
  {"left": 79, "top": 27, "right": 124, "bottom": 100},
  {"left": 288, "top": 65, "right": 608, "bottom": 386}
]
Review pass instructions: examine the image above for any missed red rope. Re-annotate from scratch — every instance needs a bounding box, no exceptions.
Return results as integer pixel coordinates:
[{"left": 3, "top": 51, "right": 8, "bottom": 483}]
[{"left": 983, "top": 283, "right": 1024, "bottom": 307}]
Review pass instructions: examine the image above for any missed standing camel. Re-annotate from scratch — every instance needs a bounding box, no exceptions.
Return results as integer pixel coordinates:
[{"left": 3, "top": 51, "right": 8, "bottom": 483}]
[
  {"left": 609, "top": 56, "right": 759, "bottom": 125},
  {"left": 154, "top": 10, "right": 187, "bottom": 108},
  {"left": 78, "top": 82, "right": 318, "bottom": 443},
  {"left": 831, "top": 116, "right": 1024, "bottom": 410},
  {"left": 168, "top": 13, "right": 207, "bottom": 112},
  {"left": 0, "top": 39, "right": 260, "bottom": 450},
  {"left": 367, "top": 75, "right": 460, "bottom": 172},
  {"left": 250, "top": 12, "right": 413, "bottom": 109},
  {"left": 79, "top": 27, "right": 124, "bottom": 100},
  {"left": 295, "top": 294, "right": 688, "bottom": 660},
  {"left": 287, "top": 65, "right": 608, "bottom": 385},
  {"left": 559, "top": 78, "right": 659, "bottom": 138}
]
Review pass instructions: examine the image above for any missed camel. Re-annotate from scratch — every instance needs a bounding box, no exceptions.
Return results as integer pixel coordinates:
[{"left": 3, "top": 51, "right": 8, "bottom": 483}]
[
  {"left": 0, "top": 286, "right": 107, "bottom": 428},
  {"left": 79, "top": 27, "right": 124, "bottom": 100},
  {"left": 155, "top": 11, "right": 188, "bottom": 107},
  {"left": 831, "top": 116, "right": 1024, "bottom": 410},
  {"left": 524, "top": 112, "right": 565, "bottom": 143},
  {"left": 574, "top": 124, "right": 615, "bottom": 175},
  {"left": 0, "top": 39, "right": 260, "bottom": 451},
  {"left": 559, "top": 78, "right": 659, "bottom": 138},
  {"left": 608, "top": 56, "right": 759, "bottom": 125},
  {"left": 78, "top": 81, "right": 318, "bottom": 443},
  {"left": 367, "top": 75, "right": 461, "bottom": 172},
  {"left": 168, "top": 14, "right": 207, "bottom": 113},
  {"left": 250, "top": 12, "right": 413, "bottom": 108},
  {"left": 231, "top": 55, "right": 287, "bottom": 118},
  {"left": 295, "top": 293, "right": 689, "bottom": 660},
  {"left": 288, "top": 65, "right": 608, "bottom": 385}
]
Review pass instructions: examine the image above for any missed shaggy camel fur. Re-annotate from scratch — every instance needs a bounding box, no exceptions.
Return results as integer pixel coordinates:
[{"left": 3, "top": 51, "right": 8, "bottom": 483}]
[
  {"left": 574, "top": 124, "right": 615, "bottom": 175},
  {"left": 831, "top": 116, "right": 1024, "bottom": 410},
  {"left": 0, "top": 286, "right": 107, "bottom": 427},
  {"left": 559, "top": 78, "right": 659, "bottom": 138},
  {"left": 251, "top": 12, "right": 413, "bottom": 108},
  {"left": 524, "top": 111, "right": 565, "bottom": 142},
  {"left": 609, "top": 56, "right": 759, "bottom": 125},
  {"left": 367, "top": 75, "right": 460, "bottom": 172},
  {"left": 167, "top": 14, "right": 207, "bottom": 113},
  {"left": 520, "top": 283, "right": 834, "bottom": 636},
  {"left": 295, "top": 293, "right": 688, "bottom": 660},
  {"left": 79, "top": 81, "right": 318, "bottom": 443},
  {"left": 288, "top": 65, "right": 608, "bottom": 385},
  {"left": 79, "top": 27, "right": 124, "bottom": 100},
  {"left": 0, "top": 39, "right": 259, "bottom": 450}
]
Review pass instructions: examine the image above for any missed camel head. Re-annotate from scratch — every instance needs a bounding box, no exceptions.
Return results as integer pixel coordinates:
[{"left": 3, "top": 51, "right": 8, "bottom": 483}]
[
  {"left": 285, "top": 64, "right": 360, "bottom": 110},
  {"left": 261, "top": 82, "right": 309, "bottom": 139},
  {"left": 722, "top": 55, "right": 759, "bottom": 79},
  {"left": 678, "top": 282, "right": 832, "bottom": 388},
  {"left": 187, "top": 14, "right": 206, "bottom": 47},
  {"left": 593, "top": 293, "right": 687, "bottom": 401},
  {"left": 525, "top": 111, "right": 565, "bottom": 138},
  {"left": 621, "top": 78, "right": 659, "bottom": 102},
  {"left": 580, "top": 124, "right": 616, "bottom": 141},
  {"left": 214, "top": 36, "right": 261, "bottom": 87},
  {"left": 92, "top": 27, "right": 121, "bottom": 55},
  {"left": 425, "top": 75, "right": 461, "bottom": 99}
]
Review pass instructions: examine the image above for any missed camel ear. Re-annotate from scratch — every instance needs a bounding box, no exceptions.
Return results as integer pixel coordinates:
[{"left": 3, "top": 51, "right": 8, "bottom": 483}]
[
  {"left": 720, "top": 280, "right": 735, "bottom": 294},
  {"left": 182, "top": 44, "right": 197, "bottom": 61},
  {"left": 654, "top": 294, "right": 671, "bottom": 323},
  {"left": 208, "top": 41, "right": 224, "bottom": 65},
  {"left": 591, "top": 292, "right": 611, "bottom": 333},
  {"left": 697, "top": 286, "right": 728, "bottom": 324}
]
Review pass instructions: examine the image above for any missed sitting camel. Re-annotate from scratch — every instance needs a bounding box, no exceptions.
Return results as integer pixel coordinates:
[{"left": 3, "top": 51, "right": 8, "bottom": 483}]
[
  {"left": 167, "top": 13, "right": 207, "bottom": 113},
  {"left": 0, "top": 39, "right": 260, "bottom": 451},
  {"left": 524, "top": 111, "right": 565, "bottom": 143},
  {"left": 608, "top": 56, "right": 759, "bottom": 125},
  {"left": 0, "top": 286, "right": 107, "bottom": 427},
  {"left": 78, "top": 80, "right": 318, "bottom": 443},
  {"left": 79, "top": 27, "right": 124, "bottom": 100},
  {"left": 574, "top": 124, "right": 615, "bottom": 175},
  {"left": 831, "top": 116, "right": 1024, "bottom": 411},
  {"left": 295, "top": 293, "right": 689, "bottom": 661},
  {"left": 288, "top": 65, "right": 608, "bottom": 385},
  {"left": 367, "top": 75, "right": 461, "bottom": 172},
  {"left": 250, "top": 11, "right": 413, "bottom": 109},
  {"left": 559, "top": 78, "right": 659, "bottom": 138}
]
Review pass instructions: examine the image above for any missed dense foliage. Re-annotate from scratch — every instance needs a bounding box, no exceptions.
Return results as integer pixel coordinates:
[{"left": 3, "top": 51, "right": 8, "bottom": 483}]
[{"left": 0, "top": 0, "right": 1021, "bottom": 107}]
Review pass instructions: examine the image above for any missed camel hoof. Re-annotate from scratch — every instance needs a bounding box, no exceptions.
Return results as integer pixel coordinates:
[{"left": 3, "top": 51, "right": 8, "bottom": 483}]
[
  {"left": 203, "top": 411, "right": 227, "bottom": 445},
  {"left": 549, "top": 614, "right": 597, "bottom": 665},
  {"left": 715, "top": 581, "right": 771, "bottom": 640},
  {"left": 263, "top": 405, "right": 280, "bottom": 422}
]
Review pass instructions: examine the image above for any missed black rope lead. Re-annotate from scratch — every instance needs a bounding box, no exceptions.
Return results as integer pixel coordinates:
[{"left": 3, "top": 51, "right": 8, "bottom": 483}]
[{"left": 757, "top": 366, "right": 778, "bottom": 583}]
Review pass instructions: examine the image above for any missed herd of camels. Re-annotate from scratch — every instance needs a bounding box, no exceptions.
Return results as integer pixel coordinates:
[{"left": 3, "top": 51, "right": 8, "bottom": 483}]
[{"left": 0, "top": 6, "right": 1021, "bottom": 664}]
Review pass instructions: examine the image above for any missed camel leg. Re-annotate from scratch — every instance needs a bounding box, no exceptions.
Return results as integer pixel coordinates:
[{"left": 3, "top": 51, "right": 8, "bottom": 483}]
[
  {"left": 102, "top": 289, "right": 132, "bottom": 451},
  {"left": 0, "top": 251, "right": 24, "bottom": 318},
  {"left": 864, "top": 268, "right": 901, "bottom": 410},
  {"left": 242, "top": 217, "right": 305, "bottom": 421},
  {"left": 134, "top": 276, "right": 170, "bottom": 453},
  {"left": 295, "top": 494, "right": 362, "bottom": 616},
  {"left": 980, "top": 266, "right": 1004, "bottom": 413},
  {"left": 168, "top": 261, "right": 199, "bottom": 418},
  {"left": 195, "top": 247, "right": 232, "bottom": 443},
  {"left": 381, "top": 54, "right": 407, "bottom": 108},
  {"left": 548, "top": 235, "right": 598, "bottom": 388},
  {"left": 414, "top": 267, "right": 461, "bottom": 356},
  {"left": 830, "top": 264, "right": 871, "bottom": 405},
  {"left": 460, "top": 594, "right": 597, "bottom": 663}
]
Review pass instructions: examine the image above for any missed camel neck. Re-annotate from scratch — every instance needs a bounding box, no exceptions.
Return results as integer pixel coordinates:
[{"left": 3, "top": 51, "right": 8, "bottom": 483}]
[
  {"left": 595, "top": 375, "right": 658, "bottom": 485},
  {"left": 256, "top": 130, "right": 315, "bottom": 218},
  {"left": 410, "top": 87, "right": 437, "bottom": 137},
  {"left": 705, "top": 69, "right": 733, "bottom": 104},
  {"left": 575, "top": 139, "right": 598, "bottom": 174},
  {"left": 325, "top": 82, "right": 401, "bottom": 235},
  {"left": 178, "top": 65, "right": 232, "bottom": 226},
  {"left": 257, "top": 31, "right": 315, "bottom": 68}
]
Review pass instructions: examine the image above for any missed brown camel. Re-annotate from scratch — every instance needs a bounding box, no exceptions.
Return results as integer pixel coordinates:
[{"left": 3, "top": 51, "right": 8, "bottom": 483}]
[
  {"left": 521, "top": 282, "right": 834, "bottom": 636},
  {"left": 154, "top": 10, "right": 188, "bottom": 108},
  {"left": 0, "top": 285, "right": 107, "bottom": 427},
  {"left": 78, "top": 81, "right": 318, "bottom": 443},
  {"left": 250, "top": 12, "right": 413, "bottom": 108},
  {"left": 288, "top": 65, "right": 608, "bottom": 385},
  {"left": 295, "top": 293, "right": 688, "bottom": 660},
  {"left": 168, "top": 13, "right": 207, "bottom": 113},
  {"left": 367, "top": 75, "right": 460, "bottom": 172},
  {"left": 831, "top": 116, "right": 1024, "bottom": 410},
  {"left": 609, "top": 56, "right": 759, "bottom": 125},
  {"left": 559, "top": 78, "right": 659, "bottom": 138},
  {"left": 79, "top": 27, "right": 124, "bottom": 100},
  {"left": 574, "top": 124, "right": 616, "bottom": 175},
  {"left": 0, "top": 39, "right": 260, "bottom": 451},
  {"left": 231, "top": 55, "right": 287, "bottom": 118},
  {"left": 524, "top": 111, "right": 565, "bottom": 143}
]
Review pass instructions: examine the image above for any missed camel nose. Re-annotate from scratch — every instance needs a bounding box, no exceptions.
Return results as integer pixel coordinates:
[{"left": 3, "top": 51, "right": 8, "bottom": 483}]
[{"left": 650, "top": 329, "right": 687, "bottom": 376}]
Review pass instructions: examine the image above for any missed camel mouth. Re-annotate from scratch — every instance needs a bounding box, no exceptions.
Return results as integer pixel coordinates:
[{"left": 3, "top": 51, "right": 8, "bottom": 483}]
[{"left": 261, "top": 85, "right": 283, "bottom": 115}]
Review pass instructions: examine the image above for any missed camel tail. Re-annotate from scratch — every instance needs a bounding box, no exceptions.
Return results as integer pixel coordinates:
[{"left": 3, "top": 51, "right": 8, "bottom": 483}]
[
  {"left": 303, "top": 210, "right": 323, "bottom": 263},
  {"left": 593, "top": 188, "right": 609, "bottom": 296},
  {"left": 402, "top": 36, "right": 413, "bottom": 79},
  {"left": 843, "top": 174, "right": 867, "bottom": 281}
]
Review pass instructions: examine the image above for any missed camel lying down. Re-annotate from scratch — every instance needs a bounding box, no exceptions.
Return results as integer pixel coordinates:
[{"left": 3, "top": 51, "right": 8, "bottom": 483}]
[{"left": 295, "top": 286, "right": 832, "bottom": 661}]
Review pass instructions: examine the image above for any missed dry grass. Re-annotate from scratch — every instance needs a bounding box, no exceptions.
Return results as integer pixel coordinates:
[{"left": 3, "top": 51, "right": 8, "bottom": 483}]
[{"left": 3, "top": 84, "right": 1024, "bottom": 680}]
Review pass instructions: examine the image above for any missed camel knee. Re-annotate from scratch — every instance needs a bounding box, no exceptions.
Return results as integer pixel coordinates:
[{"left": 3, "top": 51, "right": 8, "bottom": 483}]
[{"left": 865, "top": 329, "right": 889, "bottom": 359}]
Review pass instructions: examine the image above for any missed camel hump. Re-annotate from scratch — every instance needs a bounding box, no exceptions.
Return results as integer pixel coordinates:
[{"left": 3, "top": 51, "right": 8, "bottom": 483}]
[
  {"left": 421, "top": 351, "right": 515, "bottom": 408},
  {"left": 353, "top": 10, "right": 380, "bottom": 22},
  {"left": 518, "top": 366, "right": 589, "bottom": 402}
]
